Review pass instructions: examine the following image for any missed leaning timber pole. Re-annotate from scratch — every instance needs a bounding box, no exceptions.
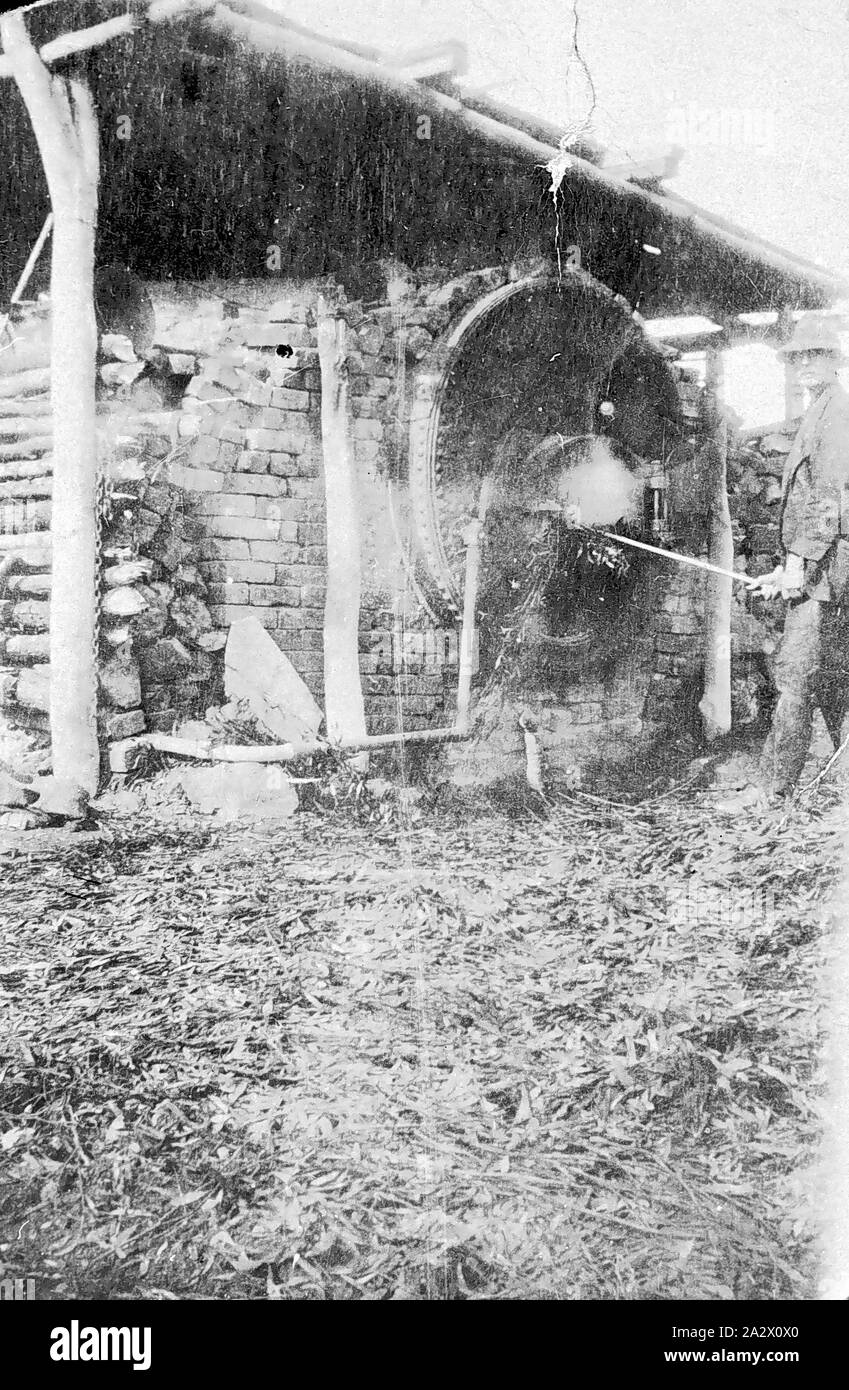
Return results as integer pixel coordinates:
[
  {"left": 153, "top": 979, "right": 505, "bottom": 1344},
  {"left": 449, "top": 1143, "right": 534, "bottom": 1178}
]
[
  {"left": 1, "top": 14, "right": 101, "bottom": 794},
  {"left": 699, "top": 344, "right": 733, "bottom": 740},
  {"left": 316, "top": 295, "right": 368, "bottom": 750}
]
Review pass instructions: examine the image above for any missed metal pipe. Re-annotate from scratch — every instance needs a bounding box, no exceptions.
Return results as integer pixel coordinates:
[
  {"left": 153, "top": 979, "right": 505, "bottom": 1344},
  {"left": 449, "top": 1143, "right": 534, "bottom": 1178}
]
[
  {"left": 585, "top": 526, "right": 762, "bottom": 588},
  {"left": 125, "top": 725, "right": 467, "bottom": 765}
]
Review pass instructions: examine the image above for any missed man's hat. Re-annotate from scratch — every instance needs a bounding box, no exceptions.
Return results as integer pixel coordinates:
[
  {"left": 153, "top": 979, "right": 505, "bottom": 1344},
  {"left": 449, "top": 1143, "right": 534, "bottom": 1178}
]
[{"left": 778, "top": 313, "right": 845, "bottom": 358}]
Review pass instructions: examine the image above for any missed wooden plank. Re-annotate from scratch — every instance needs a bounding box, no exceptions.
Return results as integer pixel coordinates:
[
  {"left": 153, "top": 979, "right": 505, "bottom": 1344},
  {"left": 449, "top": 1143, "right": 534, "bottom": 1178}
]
[
  {"left": 0, "top": 337, "right": 51, "bottom": 375},
  {"left": 0, "top": 368, "right": 50, "bottom": 398},
  {"left": 10, "top": 548, "right": 51, "bottom": 570},
  {"left": 0, "top": 417, "right": 54, "bottom": 438},
  {"left": 0, "top": 14, "right": 136, "bottom": 78},
  {"left": 11, "top": 600, "right": 50, "bottom": 632},
  {"left": 5, "top": 707, "right": 51, "bottom": 735},
  {"left": 0, "top": 2, "right": 204, "bottom": 78},
  {"left": 0, "top": 529, "right": 52, "bottom": 552},
  {"left": 0, "top": 500, "right": 51, "bottom": 532},
  {"left": 0, "top": 458, "right": 53, "bottom": 480},
  {"left": 0, "top": 667, "right": 19, "bottom": 707},
  {"left": 12, "top": 664, "right": 50, "bottom": 713},
  {"left": 4, "top": 571, "right": 52, "bottom": 594},
  {"left": 0, "top": 437, "right": 53, "bottom": 460},
  {"left": 4, "top": 632, "right": 50, "bottom": 661},
  {"left": 0, "top": 396, "right": 52, "bottom": 418},
  {"left": 0, "top": 476, "right": 52, "bottom": 500}
]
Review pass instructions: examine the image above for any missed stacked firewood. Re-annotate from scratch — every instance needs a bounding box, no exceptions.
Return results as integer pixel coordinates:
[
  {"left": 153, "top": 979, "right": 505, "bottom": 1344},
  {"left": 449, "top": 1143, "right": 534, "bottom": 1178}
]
[
  {"left": 1, "top": 313, "right": 224, "bottom": 783},
  {"left": 0, "top": 305, "right": 53, "bottom": 757},
  {"left": 97, "top": 458, "right": 223, "bottom": 741}
]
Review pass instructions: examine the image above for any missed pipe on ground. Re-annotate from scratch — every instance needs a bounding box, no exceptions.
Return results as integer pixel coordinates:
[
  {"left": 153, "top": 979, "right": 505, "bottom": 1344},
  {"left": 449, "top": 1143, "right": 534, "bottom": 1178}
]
[{"left": 123, "top": 725, "right": 467, "bottom": 765}]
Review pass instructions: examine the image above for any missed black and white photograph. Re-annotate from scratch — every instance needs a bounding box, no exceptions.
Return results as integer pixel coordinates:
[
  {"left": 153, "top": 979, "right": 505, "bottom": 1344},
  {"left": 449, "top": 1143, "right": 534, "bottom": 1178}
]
[{"left": 1, "top": 0, "right": 848, "bottom": 1347}]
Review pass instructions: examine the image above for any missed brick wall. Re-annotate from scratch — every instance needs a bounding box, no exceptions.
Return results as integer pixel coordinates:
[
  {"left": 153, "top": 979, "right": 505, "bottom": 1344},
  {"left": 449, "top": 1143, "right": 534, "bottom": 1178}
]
[
  {"left": 639, "top": 360, "right": 710, "bottom": 737},
  {"left": 152, "top": 278, "right": 462, "bottom": 736},
  {"left": 153, "top": 273, "right": 723, "bottom": 758},
  {"left": 6, "top": 272, "right": 788, "bottom": 780},
  {"left": 171, "top": 299, "right": 325, "bottom": 705}
]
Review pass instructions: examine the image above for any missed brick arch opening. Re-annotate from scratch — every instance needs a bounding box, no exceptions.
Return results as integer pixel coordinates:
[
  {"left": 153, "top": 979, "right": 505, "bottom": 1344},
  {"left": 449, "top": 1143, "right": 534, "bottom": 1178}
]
[
  {"left": 402, "top": 267, "right": 710, "bottom": 781},
  {"left": 406, "top": 268, "right": 644, "bottom": 616}
]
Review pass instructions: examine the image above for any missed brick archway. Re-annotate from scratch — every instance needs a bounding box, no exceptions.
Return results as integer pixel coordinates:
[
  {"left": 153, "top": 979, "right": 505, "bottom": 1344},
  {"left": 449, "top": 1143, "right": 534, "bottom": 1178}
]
[{"left": 406, "top": 267, "right": 641, "bottom": 615}]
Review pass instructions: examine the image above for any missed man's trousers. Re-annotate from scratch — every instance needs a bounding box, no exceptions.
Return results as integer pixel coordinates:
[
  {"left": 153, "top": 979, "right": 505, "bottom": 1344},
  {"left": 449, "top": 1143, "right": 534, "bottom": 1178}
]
[{"left": 760, "top": 596, "right": 849, "bottom": 797}]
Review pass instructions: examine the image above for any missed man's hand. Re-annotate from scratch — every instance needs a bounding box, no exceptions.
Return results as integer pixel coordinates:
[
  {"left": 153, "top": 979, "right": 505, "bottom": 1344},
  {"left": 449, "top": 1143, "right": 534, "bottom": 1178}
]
[
  {"left": 753, "top": 553, "right": 805, "bottom": 599},
  {"left": 783, "top": 552, "right": 805, "bottom": 595},
  {"left": 752, "top": 566, "right": 784, "bottom": 599}
]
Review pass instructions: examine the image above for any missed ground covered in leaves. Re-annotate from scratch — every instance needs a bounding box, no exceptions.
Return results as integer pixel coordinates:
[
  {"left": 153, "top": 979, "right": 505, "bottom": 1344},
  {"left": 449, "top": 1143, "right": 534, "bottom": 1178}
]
[{"left": 0, "top": 783, "right": 842, "bottom": 1300}]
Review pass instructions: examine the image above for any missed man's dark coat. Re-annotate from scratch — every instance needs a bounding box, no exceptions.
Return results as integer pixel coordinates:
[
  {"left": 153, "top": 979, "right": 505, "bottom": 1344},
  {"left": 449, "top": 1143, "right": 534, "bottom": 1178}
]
[{"left": 780, "top": 380, "right": 849, "bottom": 600}]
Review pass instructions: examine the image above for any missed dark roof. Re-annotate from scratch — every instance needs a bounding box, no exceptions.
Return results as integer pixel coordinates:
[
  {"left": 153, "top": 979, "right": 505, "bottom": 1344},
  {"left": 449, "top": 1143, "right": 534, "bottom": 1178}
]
[{"left": 1, "top": 0, "right": 843, "bottom": 314}]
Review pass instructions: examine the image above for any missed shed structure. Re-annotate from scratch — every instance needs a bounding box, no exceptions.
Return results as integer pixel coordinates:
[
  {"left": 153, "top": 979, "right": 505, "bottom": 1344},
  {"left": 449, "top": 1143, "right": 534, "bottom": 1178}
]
[{"left": 0, "top": 0, "right": 845, "bottom": 792}]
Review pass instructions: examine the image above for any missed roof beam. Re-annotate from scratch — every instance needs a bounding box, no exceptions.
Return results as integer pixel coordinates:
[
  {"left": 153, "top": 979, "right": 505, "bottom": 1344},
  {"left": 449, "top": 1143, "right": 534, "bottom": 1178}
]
[
  {"left": 601, "top": 145, "right": 685, "bottom": 183},
  {"left": 0, "top": 0, "right": 203, "bottom": 77},
  {"left": 213, "top": 0, "right": 384, "bottom": 61},
  {"left": 379, "top": 39, "right": 468, "bottom": 81},
  {"left": 658, "top": 188, "right": 841, "bottom": 288},
  {"left": 0, "top": 12, "right": 137, "bottom": 74},
  {"left": 441, "top": 85, "right": 605, "bottom": 162}
]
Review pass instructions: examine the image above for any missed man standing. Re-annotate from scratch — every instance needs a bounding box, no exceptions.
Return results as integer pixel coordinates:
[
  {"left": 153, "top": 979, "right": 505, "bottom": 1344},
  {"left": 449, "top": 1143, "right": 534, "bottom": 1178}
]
[{"left": 752, "top": 314, "right": 849, "bottom": 804}]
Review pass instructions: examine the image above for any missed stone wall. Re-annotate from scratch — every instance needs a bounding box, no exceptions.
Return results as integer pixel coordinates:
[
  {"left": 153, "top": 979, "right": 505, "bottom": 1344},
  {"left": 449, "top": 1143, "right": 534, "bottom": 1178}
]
[
  {"left": 727, "top": 420, "right": 792, "bottom": 709},
  {"left": 728, "top": 422, "right": 790, "bottom": 587}
]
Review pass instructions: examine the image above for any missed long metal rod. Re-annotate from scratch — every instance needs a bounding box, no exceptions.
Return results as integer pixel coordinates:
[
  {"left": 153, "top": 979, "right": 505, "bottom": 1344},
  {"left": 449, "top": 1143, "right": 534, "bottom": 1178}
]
[{"left": 587, "top": 526, "right": 761, "bottom": 588}]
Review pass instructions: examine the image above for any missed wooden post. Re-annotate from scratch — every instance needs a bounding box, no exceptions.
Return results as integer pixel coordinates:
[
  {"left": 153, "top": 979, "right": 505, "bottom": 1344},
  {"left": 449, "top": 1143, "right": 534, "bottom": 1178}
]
[
  {"left": 316, "top": 295, "right": 367, "bottom": 746},
  {"left": 455, "top": 474, "right": 493, "bottom": 735},
  {"left": 1, "top": 14, "right": 101, "bottom": 794},
  {"left": 698, "top": 343, "right": 732, "bottom": 740}
]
